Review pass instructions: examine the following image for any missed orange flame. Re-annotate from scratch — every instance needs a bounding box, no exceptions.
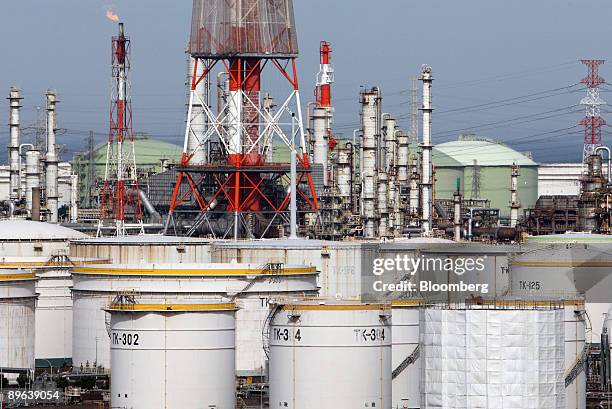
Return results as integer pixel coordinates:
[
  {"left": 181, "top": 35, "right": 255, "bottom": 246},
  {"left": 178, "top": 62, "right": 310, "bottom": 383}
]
[{"left": 106, "top": 10, "right": 120, "bottom": 23}]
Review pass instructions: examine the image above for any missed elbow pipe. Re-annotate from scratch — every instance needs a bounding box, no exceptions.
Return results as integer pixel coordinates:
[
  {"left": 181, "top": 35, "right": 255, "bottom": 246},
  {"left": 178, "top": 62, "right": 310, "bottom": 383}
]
[{"left": 595, "top": 146, "right": 611, "bottom": 184}]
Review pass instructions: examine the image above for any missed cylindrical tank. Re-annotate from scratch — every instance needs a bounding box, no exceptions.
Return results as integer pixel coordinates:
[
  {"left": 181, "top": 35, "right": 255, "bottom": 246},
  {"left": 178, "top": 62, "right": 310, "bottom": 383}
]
[
  {"left": 0, "top": 220, "right": 86, "bottom": 257},
  {"left": 108, "top": 303, "right": 236, "bottom": 409},
  {"left": 564, "top": 300, "right": 587, "bottom": 409},
  {"left": 269, "top": 302, "right": 392, "bottom": 409},
  {"left": 70, "top": 236, "right": 213, "bottom": 264},
  {"left": 420, "top": 302, "right": 566, "bottom": 409},
  {"left": 391, "top": 300, "right": 421, "bottom": 409},
  {"left": 0, "top": 271, "right": 37, "bottom": 373},
  {"left": 71, "top": 262, "right": 318, "bottom": 375}
]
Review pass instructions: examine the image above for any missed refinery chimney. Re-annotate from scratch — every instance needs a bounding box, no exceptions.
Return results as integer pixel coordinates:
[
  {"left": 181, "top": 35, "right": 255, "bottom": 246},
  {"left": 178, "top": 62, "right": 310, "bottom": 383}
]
[
  {"left": 8, "top": 88, "right": 22, "bottom": 204},
  {"left": 313, "top": 41, "right": 334, "bottom": 187},
  {"left": 186, "top": 56, "right": 209, "bottom": 164},
  {"left": 420, "top": 66, "right": 433, "bottom": 234},
  {"left": 45, "top": 90, "right": 59, "bottom": 223}
]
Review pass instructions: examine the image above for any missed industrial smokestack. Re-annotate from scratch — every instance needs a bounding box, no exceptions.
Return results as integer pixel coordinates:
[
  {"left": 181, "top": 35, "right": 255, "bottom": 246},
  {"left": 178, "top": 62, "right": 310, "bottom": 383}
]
[
  {"left": 360, "top": 88, "right": 381, "bottom": 238},
  {"left": 8, "top": 87, "right": 22, "bottom": 203},
  {"left": 510, "top": 163, "right": 520, "bottom": 228},
  {"left": 25, "top": 149, "right": 40, "bottom": 215},
  {"left": 45, "top": 90, "right": 59, "bottom": 223},
  {"left": 420, "top": 66, "right": 433, "bottom": 234}
]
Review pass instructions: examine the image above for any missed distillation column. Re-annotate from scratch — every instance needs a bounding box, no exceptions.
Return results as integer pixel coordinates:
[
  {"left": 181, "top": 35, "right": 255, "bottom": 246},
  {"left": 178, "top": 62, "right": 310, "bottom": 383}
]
[
  {"left": 420, "top": 66, "right": 433, "bottom": 234},
  {"left": 510, "top": 163, "right": 520, "bottom": 228},
  {"left": 8, "top": 88, "right": 22, "bottom": 204},
  {"left": 45, "top": 90, "right": 59, "bottom": 223},
  {"left": 409, "top": 158, "right": 420, "bottom": 226},
  {"left": 25, "top": 149, "right": 41, "bottom": 215},
  {"left": 360, "top": 89, "right": 381, "bottom": 238},
  {"left": 453, "top": 184, "right": 462, "bottom": 241}
]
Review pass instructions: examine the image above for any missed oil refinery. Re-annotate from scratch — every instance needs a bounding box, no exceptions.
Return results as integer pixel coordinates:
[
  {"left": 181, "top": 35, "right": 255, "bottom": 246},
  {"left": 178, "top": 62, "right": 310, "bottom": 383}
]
[{"left": 1, "top": 1, "right": 612, "bottom": 409}]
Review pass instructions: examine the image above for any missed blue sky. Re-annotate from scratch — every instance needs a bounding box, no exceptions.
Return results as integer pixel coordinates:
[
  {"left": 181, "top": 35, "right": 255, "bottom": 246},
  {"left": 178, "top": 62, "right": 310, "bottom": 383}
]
[{"left": 1, "top": 0, "right": 611, "bottom": 162}]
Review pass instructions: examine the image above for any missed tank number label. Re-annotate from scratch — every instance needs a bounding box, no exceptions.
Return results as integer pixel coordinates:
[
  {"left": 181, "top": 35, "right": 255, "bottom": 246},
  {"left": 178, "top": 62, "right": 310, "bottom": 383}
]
[
  {"left": 273, "top": 328, "right": 302, "bottom": 342},
  {"left": 112, "top": 332, "right": 140, "bottom": 346},
  {"left": 519, "top": 280, "right": 542, "bottom": 291},
  {"left": 354, "top": 328, "right": 386, "bottom": 342}
]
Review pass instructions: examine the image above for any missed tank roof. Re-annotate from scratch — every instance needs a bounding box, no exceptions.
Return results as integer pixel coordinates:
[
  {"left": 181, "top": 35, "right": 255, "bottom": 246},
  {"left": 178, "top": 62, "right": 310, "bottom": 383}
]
[
  {"left": 72, "top": 235, "right": 213, "bottom": 245},
  {"left": 434, "top": 138, "right": 537, "bottom": 167},
  {"left": 73, "top": 263, "right": 317, "bottom": 276},
  {"left": 0, "top": 220, "right": 88, "bottom": 241},
  {"left": 528, "top": 233, "right": 612, "bottom": 243},
  {"left": 106, "top": 302, "right": 236, "bottom": 312}
]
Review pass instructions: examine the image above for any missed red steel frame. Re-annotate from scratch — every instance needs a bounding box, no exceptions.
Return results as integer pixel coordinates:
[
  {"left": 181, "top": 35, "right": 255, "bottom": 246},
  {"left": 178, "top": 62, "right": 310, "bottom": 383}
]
[
  {"left": 166, "top": 55, "right": 319, "bottom": 238},
  {"left": 98, "top": 23, "right": 143, "bottom": 235}
]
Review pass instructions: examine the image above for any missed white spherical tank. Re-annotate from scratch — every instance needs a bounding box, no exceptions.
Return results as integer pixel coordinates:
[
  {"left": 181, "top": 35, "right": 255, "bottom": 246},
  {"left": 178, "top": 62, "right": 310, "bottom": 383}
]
[
  {"left": 108, "top": 303, "right": 236, "bottom": 409},
  {"left": 391, "top": 300, "right": 421, "bottom": 409},
  {"left": 420, "top": 302, "right": 566, "bottom": 409},
  {"left": 0, "top": 271, "right": 37, "bottom": 373},
  {"left": 72, "top": 263, "right": 318, "bottom": 375},
  {"left": 269, "top": 302, "right": 392, "bottom": 409}
]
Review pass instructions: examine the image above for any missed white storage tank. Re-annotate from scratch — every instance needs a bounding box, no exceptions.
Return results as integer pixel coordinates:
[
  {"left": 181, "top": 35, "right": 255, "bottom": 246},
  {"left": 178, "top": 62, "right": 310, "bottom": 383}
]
[
  {"left": 212, "top": 239, "right": 376, "bottom": 300},
  {"left": 0, "top": 257, "right": 107, "bottom": 366},
  {"left": 420, "top": 301, "right": 566, "bottom": 409},
  {"left": 107, "top": 302, "right": 236, "bottom": 409},
  {"left": 70, "top": 235, "right": 213, "bottom": 264},
  {"left": 0, "top": 271, "right": 37, "bottom": 375},
  {"left": 71, "top": 262, "right": 318, "bottom": 375},
  {"left": 510, "top": 233, "right": 612, "bottom": 338},
  {"left": 0, "top": 219, "right": 87, "bottom": 257},
  {"left": 391, "top": 300, "right": 421, "bottom": 409},
  {"left": 269, "top": 301, "right": 392, "bottom": 409}
]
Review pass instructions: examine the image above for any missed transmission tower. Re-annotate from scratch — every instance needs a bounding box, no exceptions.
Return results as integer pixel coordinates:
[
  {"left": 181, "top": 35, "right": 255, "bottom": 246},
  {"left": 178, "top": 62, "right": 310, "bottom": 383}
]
[{"left": 579, "top": 60, "right": 606, "bottom": 166}]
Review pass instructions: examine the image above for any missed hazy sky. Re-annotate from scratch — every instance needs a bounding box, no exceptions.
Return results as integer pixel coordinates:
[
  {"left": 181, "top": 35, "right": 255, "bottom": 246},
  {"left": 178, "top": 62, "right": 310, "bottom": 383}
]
[{"left": 1, "top": 0, "right": 612, "bottom": 162}]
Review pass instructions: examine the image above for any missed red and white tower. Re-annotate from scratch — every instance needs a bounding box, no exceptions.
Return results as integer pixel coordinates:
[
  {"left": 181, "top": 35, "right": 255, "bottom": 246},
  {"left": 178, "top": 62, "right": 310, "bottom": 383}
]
[
  {"left": 98, "top": 23, "right": 143, "bottom": 236},
  {"left": 165, "top": 0, "right": 319, "bottom": 239},
  {"left": 312, "top": 41, "right": 335, "bottom": 187},
  {"left": 580, "top": 59, "right": 606, "bottom": 166}
]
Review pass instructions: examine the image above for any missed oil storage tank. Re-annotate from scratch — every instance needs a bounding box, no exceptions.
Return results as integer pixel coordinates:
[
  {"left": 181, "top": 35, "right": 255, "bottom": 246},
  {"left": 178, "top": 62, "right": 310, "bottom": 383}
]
[
  {"left": 510, "top": 233, "right": 612, "bottom": 338},
  {"left": 70, "top": 235, "right": 213, "bottom": 264},
  {"left": 71, "top": 262, "right": 318, "bottom": 375},
  {"left": 391, "top": 299, "right": 421, "bottom": 409},
  {"left": 268, "top": 301, "right": 392, "bottom": 409},
  {"left": 107, "top": 302, "right": 236, "bottom": 409},
  {"left": 420, "top": 301, "right": 566, "bottom": 409},
  {"left": 0, "top": 219, "right": 87, "bottom": 257},
  {"left": 212, "top": 239, "right": 375, "bottom": 300},
  {"left": 0, "top": 271, "right": 37, "bottom": 377}
]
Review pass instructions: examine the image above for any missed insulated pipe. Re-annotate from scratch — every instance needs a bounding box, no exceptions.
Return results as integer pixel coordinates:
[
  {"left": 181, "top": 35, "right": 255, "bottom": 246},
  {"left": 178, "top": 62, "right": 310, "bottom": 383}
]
[
  {"left": 8, "top": 87, "right": 22, "bottom": 202},
  {"left": 187, "top": 57, "right": 209, "bottom": 164},
  {"left": 25, "top": 149, "right": 41, "bottom": 214},
  {"left": 138, "top": 190, "right": 161, "bottom": 222},
  {"left": 45, "top": 90, "right": 59, "bottom": 223},
  {"left": 420, "top": 66, "right": 433, "bottom": 234},
  {"left": 596, "top": 146, "right": 612, "bottom": 184},
  {"left": 312, "top": 107, "right": 330, "bottom": 186}
]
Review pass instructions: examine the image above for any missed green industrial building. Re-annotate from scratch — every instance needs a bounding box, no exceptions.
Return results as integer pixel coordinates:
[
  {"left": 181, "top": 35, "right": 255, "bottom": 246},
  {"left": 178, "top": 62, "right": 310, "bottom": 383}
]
[
  {"left": 432, "top": 135, "right": 538, "bottom": 217},
  {"left": 72, "top": 133, "right": 182, "bottom": 208}
]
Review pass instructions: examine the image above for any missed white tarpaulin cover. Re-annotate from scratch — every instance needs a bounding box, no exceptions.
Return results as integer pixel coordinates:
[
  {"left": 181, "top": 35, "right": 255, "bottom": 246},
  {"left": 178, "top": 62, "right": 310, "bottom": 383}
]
[{"left": 420, "top": 308, "right": 565, "bottom": 409}]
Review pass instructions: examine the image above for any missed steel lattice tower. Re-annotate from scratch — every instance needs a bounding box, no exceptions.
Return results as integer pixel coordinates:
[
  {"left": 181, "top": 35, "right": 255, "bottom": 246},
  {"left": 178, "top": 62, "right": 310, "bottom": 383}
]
[
  {"left": 165, "top": 0, "right": 319, "bottom": 239},
  {"left": 580, "top": 59, "right": 606, "bottom": 166},
  {"left": 98, "top": 23, "right": 143, "bottom": 237}
]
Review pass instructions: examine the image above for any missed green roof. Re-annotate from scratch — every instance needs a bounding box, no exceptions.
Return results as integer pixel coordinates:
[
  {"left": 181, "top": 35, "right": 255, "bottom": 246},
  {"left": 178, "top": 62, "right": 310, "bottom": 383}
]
[
  {"left": 433, "top": 138, "right": 536, "bottom": 167},
  {"left": 93, "top": 136, "right": 182, "bottom": 170}
]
